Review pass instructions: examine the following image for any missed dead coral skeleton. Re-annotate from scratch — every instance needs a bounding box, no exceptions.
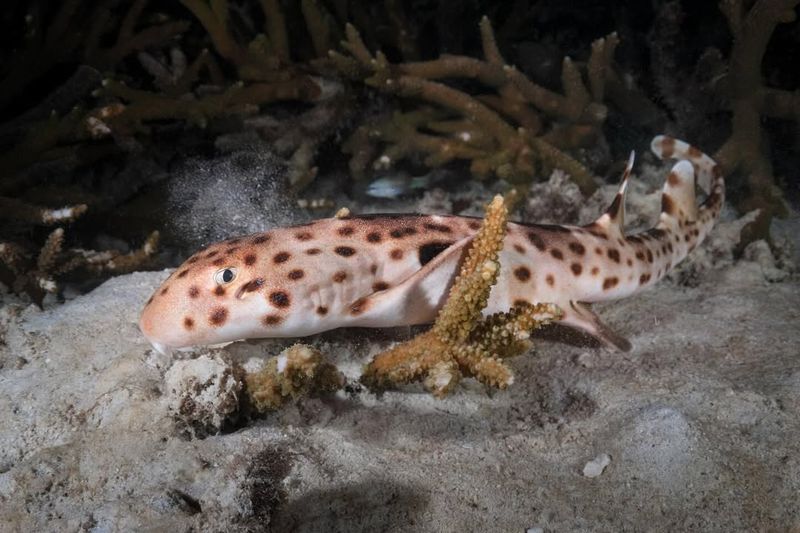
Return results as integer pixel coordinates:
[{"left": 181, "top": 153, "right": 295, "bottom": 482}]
[
  {"left": 244, "top": 343, "right": 344, "bottom": 412},
  {"left": 332, "top": 17, "right": 619, "bottom": 193},
  {"left": 361, "top": 195, "right": 562, "bottom": 398},
  {"left": 0, "top": 228, "right": 159, "bottom": 306}
]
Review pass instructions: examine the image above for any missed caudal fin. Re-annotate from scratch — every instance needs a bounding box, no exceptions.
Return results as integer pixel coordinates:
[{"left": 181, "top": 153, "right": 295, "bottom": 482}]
[{"left": 650, "top": 135, "right": 725, "bottom": 226}]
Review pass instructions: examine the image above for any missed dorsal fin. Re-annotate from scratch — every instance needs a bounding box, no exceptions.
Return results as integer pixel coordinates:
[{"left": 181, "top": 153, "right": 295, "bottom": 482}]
[{"left": 592, "top": 151, "right": 635, "bottom": 236}]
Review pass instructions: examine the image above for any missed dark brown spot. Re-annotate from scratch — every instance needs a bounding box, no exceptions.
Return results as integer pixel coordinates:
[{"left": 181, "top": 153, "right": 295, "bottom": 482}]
[
  {"left": 514, "top": 266, "right": 531, "bottom": 282},
  {"left": 288, "top": 269, "right": 304, "bottom": 280},
  {"left": 241, "top": 278, "right": 264, "bottom": 293},
  {"left": 667, "top": 171, "right": 681, "bottom": 187},
  {"left": 424, "top": 222, "right": 452, "bottom": 233},
  {"left": 160, "top": 287, "right": 169, "bottom": 295},
  {"left": 370, "top": 264, "right": 378, "bottom": 274},
  {"left": 177, "top": 269, "right": 190, "bottom": 278},
  {"left": 618, "top": 238, "right": 626, "bottom": 247},
  {"left": 183, "top": 317, "right": 194, "bottom": 330},
  {"left": 626, "top": 258, "right": 633, "bottom": 267},
  {"left": 212, "top": 257, "right": 225, "bottom": 266},
  {"left": 252, "top": 235, "right": 270, "bottom": 245},
  {"left": 274, "top": 252, "right": 291, "bottom": 263},
  {"left": 636, "top": 251, "right": 645, "bottom": 261},
  {"left": 660, "top": 136, "right": 676, "bottom": 158},
  {"left": 188, "top": 286, "right": 200, "bottom": 298},
  {"left": 550, "top": 248, "right": 564, "bottom": 260},
  {"left": 568, "top": 242, "right": 586, "bottom": 255},
  {"left": 639, "top": 273, "right": 651, "bottom": 285},
  {"left": 306, "top": 248, "right": 321, "bottom": 255},
  {"left": 513, "top": 244, "right": 525, "bottom": 254},
  {"left": 350, "top": 297, "right": 368, "bottom": 315},
  {"left": 390, "top": 249, "right": 404, "bottom": 260},
  {"left": 390, "top": 227, "right": 417, "bottom": 238},
  {"left": 335, "top": 246, "right": 356, "bottom": 257},
  {"left": 269, "top": 291, "right": 290, "bottom": 308},
  {"left": 373, "top": 281, "right": 390, "bottom": 291},
  {"left": 295, "top": 231, "right": 313, "bottom": 241},
  {"left": 337, "top": 226, "right": 355, "bottom": 237},
  {"left": 607, "top": 193, "right": 623, "bottom": 219},
  {"left": 264, "top": 315, "right": 283, "bottom": 326},
  {"left": 590, "top": 267, "right": 600, "bottom": 276},
  {"left": 467, "top": 220, "right": 481, "bottom": 230},
  {"left": 209, "top": 307, "right": 228, "bottom": 326},
  {"left": 661, "top": 194, "right": 676, "bottom": 215},
  {"left": 333, "top": 271, "right": 347, "bottom": 283},
  {"left": 688, "top": 145, "right": 702, "bottom": 158},
  {"left": 607, "top": 249, "right": 621, "bottom": 263},
  {"left": 214, "top": 286, "right": 226, "bottom": 296},
  {"left": 595, "top": 247, "right": 603, "bottom": 255},
  {"left": 366, "top": 232, "right": 382, "bottom": 243},
  {"left": 646, "top": 250, "right": 654, "bottom": 263},
  {"left": 513, "top": 299, "right": 529, "bottom": 307},
  {"left": 527, "top": 232, "right": 546, "bottom": 251},
  {"left": 419, "top": 241, "right": 453, "bottom": 266},
  {"left": 317, "top": 306, "right": 328, "bottom": 316},
  {"left": 571, "top": 263, "right": 582, "bottom": 276},
  {"left": 545, "top": 274, "right": 555, "bottom": 287},
  {"left": 206, "top": 250, "right": 219, "bottom": 258},
  {"left": 187, "top": 256, "right": 199, "bottom": 264},
  {"left": 244, "top": 253, "right": 257, "bottom": 266},
  {"left": 603, "top": 277, "right": 619, "bottom": 290},
  {"left": 584, "top": 223, "right": 609, "bottom": 239},
  {"left": 225, "top": 247, "right": 239, "bottom": 255}
]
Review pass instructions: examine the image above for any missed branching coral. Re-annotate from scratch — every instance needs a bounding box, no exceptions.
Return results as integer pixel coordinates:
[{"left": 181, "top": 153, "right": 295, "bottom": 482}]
[
  {"left": 651, "top": 0, "right": 799, "bottom": 242},
  {"left": 333, "top": 17, "right": 619, "bottom": 193},
  {"left": 712, "top": 0, "right": 800, "bottom": 241},
  {"left": 0, "top": 228, "right": 159, "bottom": 306},
  {"left": 245, "top": 343, "right": 344, "bottom": 412},
  {"left": 361, "top": 195, "right": 562, "bottom": 398},
  {"left": 0, "top": 0, "right": 189, "bottom": 113}
]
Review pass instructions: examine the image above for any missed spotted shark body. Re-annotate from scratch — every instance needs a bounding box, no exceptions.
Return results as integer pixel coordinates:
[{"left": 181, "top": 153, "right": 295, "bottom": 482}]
[{"left": 140, "top": 136, "right": 724, "bottom": 354}]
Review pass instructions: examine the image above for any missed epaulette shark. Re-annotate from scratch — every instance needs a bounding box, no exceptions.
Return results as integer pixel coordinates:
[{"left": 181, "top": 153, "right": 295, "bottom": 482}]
[{"left": 140, "top": 136, "right": 724, "bottom": 354}]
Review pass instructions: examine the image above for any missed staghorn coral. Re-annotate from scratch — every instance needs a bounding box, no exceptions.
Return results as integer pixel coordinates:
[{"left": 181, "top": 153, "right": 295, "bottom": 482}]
[
  {"left": 244, "top": 343, "right": 344, "bottom": 412},
  {"left": 332, "top": 17, "right": 619, "bottom": 193},
  {"left": 361, "top": 195, "right": 562, "bottom": 398},
  {"left": 712, "top": 0, "right": 800, "bottom": 242},
  {"left": 0, "top": 0, "right": 189, "bottom": 113},
  {"left": 0, "top": 228, "right": 159, "bottom": 306},
  {"left": 650, "top": 0, "right": 800, "bottom": 243}
]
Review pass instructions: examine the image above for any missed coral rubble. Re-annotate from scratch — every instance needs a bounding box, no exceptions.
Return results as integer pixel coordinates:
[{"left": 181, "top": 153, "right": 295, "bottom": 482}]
[
  {"left": 362, "top": 195, "right": 562, "bottom": 398},
  {"left": 244, "top": 343, "right": 344, "bottom": 412}
]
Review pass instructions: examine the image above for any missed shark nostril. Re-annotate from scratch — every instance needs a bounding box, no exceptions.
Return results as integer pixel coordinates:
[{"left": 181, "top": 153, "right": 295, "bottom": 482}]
[{"left": 236, "top": 277, "right": 265, "bottom": 299}]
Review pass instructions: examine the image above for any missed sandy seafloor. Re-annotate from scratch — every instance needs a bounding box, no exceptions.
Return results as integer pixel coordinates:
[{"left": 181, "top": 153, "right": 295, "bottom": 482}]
[{"left": 1, "top": 203, "right": 799, "bottom": 532}]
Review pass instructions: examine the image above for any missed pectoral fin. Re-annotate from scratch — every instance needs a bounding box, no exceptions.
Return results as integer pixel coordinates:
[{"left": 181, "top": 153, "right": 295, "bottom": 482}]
[
  {"left": 347, "top": 237, "right": 473, "bottom": 327},
  {"left": 562, "top": 301, "right": 632, "bottom": 351}
]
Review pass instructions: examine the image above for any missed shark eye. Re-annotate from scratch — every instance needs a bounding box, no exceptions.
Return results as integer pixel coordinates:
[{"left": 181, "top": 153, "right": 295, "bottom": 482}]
[{"left": 214, "top": 267, "right": 237, "bottom": 285}]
